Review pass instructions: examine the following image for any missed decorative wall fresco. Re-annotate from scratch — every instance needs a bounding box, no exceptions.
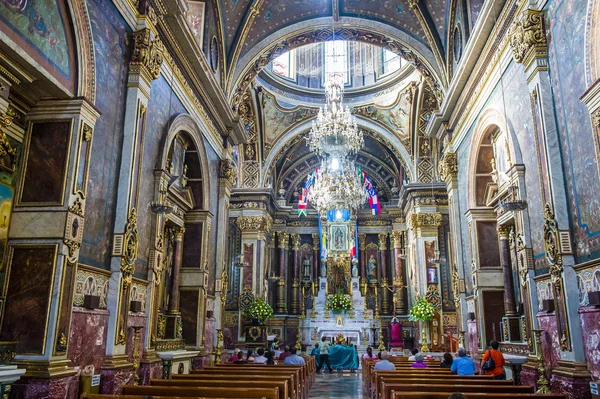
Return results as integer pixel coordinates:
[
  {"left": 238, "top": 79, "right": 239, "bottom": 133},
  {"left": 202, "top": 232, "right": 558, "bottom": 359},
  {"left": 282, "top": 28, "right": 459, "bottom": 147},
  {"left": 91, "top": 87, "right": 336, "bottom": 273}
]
[
  {"left": 261, "top": 92, "right": 318, "bottom": 147},
  {"left": 575, "top": 263, "right": 600, "bottom": 306},
  {"left": 547, "top": 0, "right": 600, "bottom": 258},
  {"left": 79, "top": 0, "right": 130, "bottom": 269},
  {"left": 73, "top": 266, "right": 110, "bottom": 309},
  {"left": 186, "top": 1, "right": 205, "bottom": 50},
  {"left": 535, "top": 276, "right": 554, "bottom": 311},
  {"left": 0, "top": 0, "right": 74, "bottom": 90},
  {"left": 137, "top": 75, "right": 185, "bottom": 274},
  {"left": 130, "top": 279, "right": 148, "bottom": 311}
]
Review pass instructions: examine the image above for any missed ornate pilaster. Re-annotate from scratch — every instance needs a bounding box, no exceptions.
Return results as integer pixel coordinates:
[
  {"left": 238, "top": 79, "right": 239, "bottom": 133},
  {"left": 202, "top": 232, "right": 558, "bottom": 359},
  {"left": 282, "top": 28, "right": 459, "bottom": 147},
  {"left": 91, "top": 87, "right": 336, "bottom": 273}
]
[
  {"left": 392, "top": 230, "right": 406, "bottom": 314},
  {"left": 291, "top": 234, "right": 301, "bottom": 314},
  {"left": 312, "top": 233, "right": 319, "bottom": 282},
  {"left": 498, "top": 226, "right": 517, "bottom": 317},
  {"left": 235, "top": 215, "right": 272, "bottom": 297},
  {"left": 409, "top": 212, "right": 442, "bottom": 237},
  {"left": 509, "top": 7, "right": 547, "bottom": 80},
  {"left": 168, "top": 227, "right": 185, "bottom": 313},
  {"left": 276, "top": 232, "right": 289, "bottom": 313},
  {"left": 358, "top": 233, "right": 367, "bottom": 281},
  {"left": 378, "top": 233, "right": 389, "bottom": 314}
]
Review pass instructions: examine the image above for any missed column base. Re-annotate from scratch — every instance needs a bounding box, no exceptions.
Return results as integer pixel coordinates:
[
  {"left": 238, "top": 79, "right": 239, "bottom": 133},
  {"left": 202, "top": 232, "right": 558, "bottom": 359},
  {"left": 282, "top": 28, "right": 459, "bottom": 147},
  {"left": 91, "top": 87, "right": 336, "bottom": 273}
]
[
  {"left": 10, "top": 373, "right": 79, "bottom": 399},
  {"left": 550, "top": 361, "right": 592, "bottom": 399},
  {"left": 100, "top": 354, "right": 133, "bottom": 394},
  {"left": 139, "top": 351, "right": 162, "bottom": 385},
  {"left": 520, "top": 361, "right": 539, "bottom": 388}
]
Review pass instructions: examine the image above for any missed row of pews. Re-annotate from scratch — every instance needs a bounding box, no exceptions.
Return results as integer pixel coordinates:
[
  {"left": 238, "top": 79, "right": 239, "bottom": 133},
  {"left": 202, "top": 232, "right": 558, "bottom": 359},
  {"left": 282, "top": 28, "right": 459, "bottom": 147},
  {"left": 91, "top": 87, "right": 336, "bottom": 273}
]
[
  {"left": 81, "top": 357, "right": 316, "bottom": 399},
  {"left": 363, "top": 356, "right": 566, "bottom": 399}
]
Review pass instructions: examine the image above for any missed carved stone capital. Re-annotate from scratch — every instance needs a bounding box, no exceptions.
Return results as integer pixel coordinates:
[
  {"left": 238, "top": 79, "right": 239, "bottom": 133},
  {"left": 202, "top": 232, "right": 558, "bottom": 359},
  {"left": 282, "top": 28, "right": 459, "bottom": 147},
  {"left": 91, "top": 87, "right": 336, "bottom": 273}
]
[
  {"left": 392, "top": 230, "right": 403, "bottom": 246},
  {"left": 409, "top": 212, "right": 442, "bottom": 230},
  {"left": 509, "top": 8, "right": 547, "bottom": 68},
  {"left": 497, "top": 225, "right": 510, "bottom": 239},
  {"left": 378, "top": 233, "right": 388, "bottom": 250},
  {"left": 219, "top": 160, "right": 237, "bottom": 186},
  {"left": 438, "top": 152, "right": 458, "bottom": 183},
  {"left": 235, "top": 215, "right": 272, "bottom": 232},
  {"left": 291, "top": 233, "right": 301, "bottom": 251},
  {"left": 278, "top": 232, "right": 289, "bottom": 249},
  {"left": 312, "top": 233, "right": 319, "bottom": 249},
  {"left": 130, "top": 28, "right": 164, "bottom": 80}
]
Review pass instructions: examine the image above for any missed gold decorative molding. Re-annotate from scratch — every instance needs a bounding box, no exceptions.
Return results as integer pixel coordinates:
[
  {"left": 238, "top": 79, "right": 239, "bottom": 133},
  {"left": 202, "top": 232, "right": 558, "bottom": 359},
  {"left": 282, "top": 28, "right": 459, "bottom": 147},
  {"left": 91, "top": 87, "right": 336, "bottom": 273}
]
[
  {"left": 392, "top": 231, "right": 402, "bottom": 246},
  {"left": 312, "top": 233, "right": 319, "bottom": 250},
  {"left": 378, "top": 233, "right": 388, "bottom": 250},
  {"left": 235, "top": 215, "right": 272, "bottom": 232},
  {"left": 0, "top": 107, "right": 18, "bottom": 170},
  {"left": 409, "top": 212, "right": 442, "bottom": 229},
  {"left": 130, "top": 28, "right": 165, "bottom": 81},
  {"left": 358, "top": 233, "right": 366, "bottom": 250},
  {"left": 509, "top": 8, "right": 547, "bottom": 69},
  {"left": 438, "top": 152, "right": 458, "bottom": 182},
  {"left": 68, "top": 196, "right": 84, "bottom": 217},
  {"left": 120, "top": 208, "right": 139, "bottom": 290},
  {"left": 592, "top": 109, "right": 600, "bottom": 129},
  {"left": 497, "top": 225, "right": 510, "bottom": 238},
  {"left": 219, "top": 159, "right": 237, "bottom": 186},
  {"left": 278, "top": 231, "right": 289, "bottom": 249},
  {"left": 291, "top": 233, "right": 300, "bottom": 251}
]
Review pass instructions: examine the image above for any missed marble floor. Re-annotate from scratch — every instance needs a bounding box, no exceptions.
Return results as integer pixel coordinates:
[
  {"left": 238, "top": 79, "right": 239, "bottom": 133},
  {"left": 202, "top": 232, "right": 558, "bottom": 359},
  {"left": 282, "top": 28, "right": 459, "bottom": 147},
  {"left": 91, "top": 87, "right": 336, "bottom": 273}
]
[{"left": 308, "top": 371, "right": 367, "bottom": 398}]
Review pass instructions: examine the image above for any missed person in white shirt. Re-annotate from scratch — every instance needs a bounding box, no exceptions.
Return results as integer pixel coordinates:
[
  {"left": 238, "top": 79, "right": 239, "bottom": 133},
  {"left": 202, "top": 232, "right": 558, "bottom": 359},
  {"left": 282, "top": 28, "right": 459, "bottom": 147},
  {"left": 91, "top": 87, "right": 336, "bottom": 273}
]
[
  {"left": 253, "top": 348, "right": 267, "bottom": 364},
  {"left": 373, "top": 351, "right": 396, "bottom": 371},
  {"left": 408, "top": 348, "right": 419, "bottom": 361},
  {"left": 316, "top": 336, "right": 333, "bottom": 373}
]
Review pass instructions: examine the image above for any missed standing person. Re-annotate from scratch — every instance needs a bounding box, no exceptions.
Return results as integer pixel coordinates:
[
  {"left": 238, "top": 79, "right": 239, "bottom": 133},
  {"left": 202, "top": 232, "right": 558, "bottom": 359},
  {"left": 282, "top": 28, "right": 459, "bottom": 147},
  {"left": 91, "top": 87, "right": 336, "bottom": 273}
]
[
  {"left": 450, "top": 348, "right": 475, "bottom": 376},
  {"left": 411, "top": 354, "right": 428, "bottom": 368},
  {"left": 482, "top": 340, "right": 506, "bottom": 380},
  {"left": 316, "top": 336, "right": 333, "bottom": 373},
  {"left": 254, "top": 348, "right": 267, "bottom": 364},
  {"left": 440, "top": 352, "right": 454, "bottom": 368},
  {"left": 373, "top": 351, "right": 396, "bottom": 370}
]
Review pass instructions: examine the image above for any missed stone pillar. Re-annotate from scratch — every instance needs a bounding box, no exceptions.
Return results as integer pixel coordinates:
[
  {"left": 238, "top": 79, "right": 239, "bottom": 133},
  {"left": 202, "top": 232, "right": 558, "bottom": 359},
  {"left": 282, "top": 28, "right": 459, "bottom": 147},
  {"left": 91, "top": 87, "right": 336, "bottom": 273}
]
[
  {"left": 312, "top": 233, "right": 319, "bottom": 281},
  {"left": 378, "top": 233, "right": 390, "bottom": 314},
  {"left": 5, "top": 98, "right": 99, "bottom": 396},
  {"left": 276, "top": 232, "right": 289, "bottom": 314},
  {"left": 359, "top": 233, "right": 367, "bottom": 280},
  {"left": 392, "top": 231, "right": 406, "bottom": 314},
  {"left": 291, "top": 234, "right": 301, "bottom": 314},
  {"left": 168, "top": 227, "right": 185, "bottom": 313},
  {"left": 498, "top": 226, "right": 517, "bottom": 316}
]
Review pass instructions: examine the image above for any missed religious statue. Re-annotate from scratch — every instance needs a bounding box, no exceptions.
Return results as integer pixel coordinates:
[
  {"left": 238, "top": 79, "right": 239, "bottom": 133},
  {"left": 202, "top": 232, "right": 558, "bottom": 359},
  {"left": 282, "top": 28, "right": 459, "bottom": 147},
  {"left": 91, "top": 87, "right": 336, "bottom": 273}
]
[
  {"left": 320, "top": 261, "right": 327, "bottom": 278},
  {"left": 367, "top": 255, "right": 377, "bottom": 282},
  {"left": 385, "top": 282, "right": 407, "bottom": 316},
  {"left": 303, "top": 256, "right": 311, "bottom": 279},
  {"left": 490, "top": 158, "right": 498, "bottom": 183},
  {"left": 263, "top": 279, "right": 269, "bottom": 302},
  {"left": 334, "top": 227, "right": 344, "bottom": 249},
  {"left": 351, "top": 262, "right": 358, "bottom": 278}
]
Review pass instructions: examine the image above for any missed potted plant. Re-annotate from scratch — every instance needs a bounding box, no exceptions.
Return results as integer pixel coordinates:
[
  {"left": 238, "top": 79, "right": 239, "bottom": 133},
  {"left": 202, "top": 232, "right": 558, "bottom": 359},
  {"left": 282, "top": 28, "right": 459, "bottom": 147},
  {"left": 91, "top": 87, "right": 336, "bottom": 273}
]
[
  {"left": 327, "top": 292, "right": 352, "bottom": 314},
  {"left": 246, "top": 298, "right": 274, "bottom": 325}
]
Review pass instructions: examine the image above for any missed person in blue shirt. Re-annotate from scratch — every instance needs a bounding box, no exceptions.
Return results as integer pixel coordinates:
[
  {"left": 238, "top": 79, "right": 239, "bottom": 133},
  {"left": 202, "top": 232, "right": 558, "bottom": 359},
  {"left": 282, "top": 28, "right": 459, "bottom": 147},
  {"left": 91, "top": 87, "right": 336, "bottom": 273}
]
[
  {"left": 373, "top": 351, "right": 396, "bottom": 371},
  {"left": 450, "top": 348, "right": 475, "bottom": 376},
  {"left": 283, "top": 347, "right": 306, "bottom": 365}
]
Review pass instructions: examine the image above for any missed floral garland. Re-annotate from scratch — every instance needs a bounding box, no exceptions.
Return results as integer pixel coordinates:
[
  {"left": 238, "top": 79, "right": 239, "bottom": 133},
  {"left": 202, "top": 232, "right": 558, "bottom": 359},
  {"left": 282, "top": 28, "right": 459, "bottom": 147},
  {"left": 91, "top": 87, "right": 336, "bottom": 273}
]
[
  {"left": 327, "top": 293, "right": 352, "bottom": 313},
  {"left": 408, "top": 296, "right": 436, "bottom": 322},
  {"left": 246, "top": 298, "right": 274, "bottom": 323}
]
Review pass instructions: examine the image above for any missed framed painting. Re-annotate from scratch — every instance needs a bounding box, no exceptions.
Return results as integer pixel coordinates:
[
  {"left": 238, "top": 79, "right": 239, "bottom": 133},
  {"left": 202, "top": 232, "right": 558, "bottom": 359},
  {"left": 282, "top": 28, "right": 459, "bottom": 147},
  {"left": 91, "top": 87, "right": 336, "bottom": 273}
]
[{"left": 329, "top": 224, "right": 348, "bottom": 251}]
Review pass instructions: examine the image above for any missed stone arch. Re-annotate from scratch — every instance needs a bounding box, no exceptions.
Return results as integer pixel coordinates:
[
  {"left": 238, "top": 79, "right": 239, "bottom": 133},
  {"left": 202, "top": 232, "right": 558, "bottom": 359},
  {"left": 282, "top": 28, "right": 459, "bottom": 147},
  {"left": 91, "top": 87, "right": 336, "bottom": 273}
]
[
  {"left": 68, "top": 0, "right": 96, "bottom": 102},
  {"left": 228, "top": 19, "right": 444, "bottom": 111},
  {"left": 467, "top": 108, "right": 521, "bottom": 209},
  {"left": 162, "top": 114, "right": 211, "bottom": 209},
  {"left": 260, "top": 117, "right": 416, "bottom": 187},
  {"left": 585, "top": 0, "right": 600, "bottom": 85}
]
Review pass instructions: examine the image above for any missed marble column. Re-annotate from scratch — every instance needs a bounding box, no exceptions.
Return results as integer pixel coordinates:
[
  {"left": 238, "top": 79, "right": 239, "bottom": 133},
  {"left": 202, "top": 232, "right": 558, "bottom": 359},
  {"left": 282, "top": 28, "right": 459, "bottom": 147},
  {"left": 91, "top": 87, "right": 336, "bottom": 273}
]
[
  {"left": 378, "top": 233, "right": 390, "bottom": 314},
  {"left": 276, "top": 232, "right": 289, "bottom": 314},
  {"left": 312, "top": 233, "right": 319, "bottom": 281},
  {"left": 498, "top": 226, "right": 517, "bottom": 317},
  {"left": 291, "top": 234, "right": 301, "bottom": 314},
  {"left": 392, "top": 230, "right": 406, "bottom": 314},
  {"left": 359, "top": 233, "right": 367, "bottom": 280},
  {"left": 168, "top": 227, "right": 185, "bottom": 313}
]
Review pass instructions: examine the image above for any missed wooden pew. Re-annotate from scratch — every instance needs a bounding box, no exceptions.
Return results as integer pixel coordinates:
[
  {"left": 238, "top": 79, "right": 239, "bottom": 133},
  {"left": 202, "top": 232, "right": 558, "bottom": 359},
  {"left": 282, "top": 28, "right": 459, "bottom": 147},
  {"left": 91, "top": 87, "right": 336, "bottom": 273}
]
[
  {"left": 369, "top": 372, "right": 494, "bottom": 398},
  {"left": 122, "top": 385, "right": 278, "bottom": 399},
  {"left": 150, "top": 379, "right": 288, "bottom": 399},
  {"left": 391, "top": 393, "right": 566, "bottom": 399},
  {"left": 211, "top": 364, "right": 308, "bottom": 395},
  {"left": 190, "top": 367, "right": 301, "bottom": 399},
  {"left": 83, "top": 395, "right": 260, "bottom": 399},
  {"left": 171, "top": 373, "right": 294, "bottom": 399},
  {"left": 381, "top": 383, "right": 533, "bottom": 399},
  {"left": 374, "top": 377, "right": 513, "bottom": 399}
]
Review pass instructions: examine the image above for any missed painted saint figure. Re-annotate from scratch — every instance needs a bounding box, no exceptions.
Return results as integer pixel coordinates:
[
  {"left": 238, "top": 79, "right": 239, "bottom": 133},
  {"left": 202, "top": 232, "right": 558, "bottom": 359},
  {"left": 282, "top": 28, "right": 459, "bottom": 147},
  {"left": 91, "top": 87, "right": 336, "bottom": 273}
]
[
  {"left": 303, "top": 256, "right": 311, "bottom": 279},
  {"left": 367, "top": 255, "right": 377, "bottom": 282}
]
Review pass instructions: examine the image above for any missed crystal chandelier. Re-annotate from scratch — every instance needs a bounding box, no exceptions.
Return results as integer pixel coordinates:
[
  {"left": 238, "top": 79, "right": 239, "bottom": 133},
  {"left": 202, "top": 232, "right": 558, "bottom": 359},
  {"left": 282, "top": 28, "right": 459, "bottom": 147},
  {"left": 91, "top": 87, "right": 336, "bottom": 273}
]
[
  {"left": 307, "top": 158, "right": 369, "bottom": 213},
  {"left": 306, "top": 79, "right": 364, "bottom": 158}
]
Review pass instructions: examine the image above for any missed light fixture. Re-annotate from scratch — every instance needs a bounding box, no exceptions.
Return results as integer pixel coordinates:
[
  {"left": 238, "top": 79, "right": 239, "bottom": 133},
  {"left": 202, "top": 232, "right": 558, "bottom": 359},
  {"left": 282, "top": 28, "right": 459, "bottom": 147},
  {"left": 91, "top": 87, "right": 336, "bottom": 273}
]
[
  {"left": 498, "top": 185, "right": 528, "bottom": 212},
  {"left": 233, "top": 254, "right": 248, "bottom": 268}
]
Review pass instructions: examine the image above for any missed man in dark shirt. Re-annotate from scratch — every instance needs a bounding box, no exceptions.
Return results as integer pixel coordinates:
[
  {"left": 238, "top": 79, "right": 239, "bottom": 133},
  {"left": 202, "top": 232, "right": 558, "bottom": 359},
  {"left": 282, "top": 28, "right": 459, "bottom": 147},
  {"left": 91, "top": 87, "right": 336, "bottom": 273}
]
[
  {"left": 233, "top": 351, "right": 248, "bottom": 364},
  {"left": 279, "top": 345, "right": 292, "bottom": 362}
]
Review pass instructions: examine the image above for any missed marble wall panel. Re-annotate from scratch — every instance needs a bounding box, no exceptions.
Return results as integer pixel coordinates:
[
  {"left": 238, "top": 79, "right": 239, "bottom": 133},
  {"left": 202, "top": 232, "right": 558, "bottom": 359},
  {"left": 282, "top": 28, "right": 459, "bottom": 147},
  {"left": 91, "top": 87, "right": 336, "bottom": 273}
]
[
  {"left": 180, "top": 290, "right": 199, "bottom": 346},
  {"left": 0, "top": 246, "right": 56, "bottom": 354},
  {"left": 203, "top": 316, "right": 215, "bottom": 354},
  {"left": 20, "top": 121, "right": 71, "bottom": 204},
  {"left": 536, "top": 312, "right": 561, "bottom": 371},
  {"left": 67, "top": 308, "right": 109, "bottom": 372},
  {"left": 11, "top": 375, "right": 79, "bottom": 399},
  {"left": 183, "top": 223, "right": 203, "bottom": 268},
  {"left": 477, "top": 222, "right": 500, "bottom": 267},
  {"left": 79, "top": 0, "right": 130, "bottom": 269},
  {"left": 579, "top": 306, "right": 600, "bottom": 381},
  {"left": 204, "top": 137, "right": 220, "bottom": 295}
]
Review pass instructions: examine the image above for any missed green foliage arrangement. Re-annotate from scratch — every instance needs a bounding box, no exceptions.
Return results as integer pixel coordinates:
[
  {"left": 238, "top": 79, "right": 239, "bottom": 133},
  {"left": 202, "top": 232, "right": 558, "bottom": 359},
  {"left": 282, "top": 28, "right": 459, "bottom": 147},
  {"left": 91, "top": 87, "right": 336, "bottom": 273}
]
[
  {"left": 408, "top": 296, "right": 436, "bottom": 322},
  {"left": 327, "top": 293, "right": 352, "bottom": 313},
  {"left": 246, "top": 298, "right": 274, "bottom": 323}
]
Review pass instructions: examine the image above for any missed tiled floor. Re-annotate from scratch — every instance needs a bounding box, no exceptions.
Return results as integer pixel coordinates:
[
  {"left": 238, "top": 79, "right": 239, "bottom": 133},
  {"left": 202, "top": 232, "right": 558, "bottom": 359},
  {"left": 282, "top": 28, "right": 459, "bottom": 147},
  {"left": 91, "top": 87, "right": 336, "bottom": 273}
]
[{"left": 308, "top": 371, "right": 367, "bottom": 398}]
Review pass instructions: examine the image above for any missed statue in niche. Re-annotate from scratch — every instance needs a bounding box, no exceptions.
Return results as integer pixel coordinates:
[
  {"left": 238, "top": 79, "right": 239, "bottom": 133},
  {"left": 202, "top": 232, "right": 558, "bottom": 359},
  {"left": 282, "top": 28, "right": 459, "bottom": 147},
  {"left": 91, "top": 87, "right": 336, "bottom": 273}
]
[
  {"left": 320, "top": 261, "right": 327, "bottom": 278},
  {"left": 490, "top": 158, "right": 498, "bottom": 183},
  {"left": 367, "top": 255, "right": 377, "bottom": 282},
  {"left": 303, "top": 256, "right": 311, "bottom": 280},
  {"left": 352, "top": 262, "right": 358, "bottom": 278},
  {"left": 263, "top": 279, "right": 269, "bottom": 302}
]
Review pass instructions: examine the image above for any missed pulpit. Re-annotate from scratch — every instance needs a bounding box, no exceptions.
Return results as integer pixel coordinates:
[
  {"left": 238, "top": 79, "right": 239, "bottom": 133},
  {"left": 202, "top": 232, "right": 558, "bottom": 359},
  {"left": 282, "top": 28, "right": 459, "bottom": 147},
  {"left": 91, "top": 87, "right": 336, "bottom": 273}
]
[{"left": 389, "top": 318, "right": 403, "bottom": 350}]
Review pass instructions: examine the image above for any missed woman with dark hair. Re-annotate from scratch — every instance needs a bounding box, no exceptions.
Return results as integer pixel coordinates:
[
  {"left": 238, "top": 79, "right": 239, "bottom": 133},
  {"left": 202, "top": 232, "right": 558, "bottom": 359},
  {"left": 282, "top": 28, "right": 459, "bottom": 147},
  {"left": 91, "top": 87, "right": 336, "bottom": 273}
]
[
  {"left": 363, "top": 346, "right": 377, "bottom": 360},
  {"left": 246, "top": 349, "right": 254, "bottom": 362},
  {"left": 265, "top": 351, "right": 278, "bottom": 364},
  {"left": 440, "top": 352, "right": 454, "bottom": 368},
  {"left": 482, "top": 340, "right": 506, "bottom": 380}
]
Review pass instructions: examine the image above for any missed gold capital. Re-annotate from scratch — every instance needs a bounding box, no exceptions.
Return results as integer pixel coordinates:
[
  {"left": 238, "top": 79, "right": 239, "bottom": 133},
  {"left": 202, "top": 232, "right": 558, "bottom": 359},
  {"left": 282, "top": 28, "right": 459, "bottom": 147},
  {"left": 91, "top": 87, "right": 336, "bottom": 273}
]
[
  {"left": 378, "top": 233, "right": 388, "bottom": 250},
  {"left": 509, "top": 8, "right": 547, "bottom": 68}
]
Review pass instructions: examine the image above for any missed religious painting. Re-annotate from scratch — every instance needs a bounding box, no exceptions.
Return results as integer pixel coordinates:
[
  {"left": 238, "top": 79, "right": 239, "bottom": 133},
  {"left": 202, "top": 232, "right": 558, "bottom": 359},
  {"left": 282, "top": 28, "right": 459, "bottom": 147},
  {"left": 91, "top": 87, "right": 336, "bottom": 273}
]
[
  {"left": 0, "top": 183, "right": 13, "bottom": 270},
  {"left": 185, "top": 1, "right": 205, "bottom": 49},
  {"left": 329, "top": 224, "right": 348, "bottom": 251},
  {"left": 365, "top": 243, "right": 378, "bottom": 282},
  {"left": 427, "top": 267, "right": 438, "bottom": 284}
]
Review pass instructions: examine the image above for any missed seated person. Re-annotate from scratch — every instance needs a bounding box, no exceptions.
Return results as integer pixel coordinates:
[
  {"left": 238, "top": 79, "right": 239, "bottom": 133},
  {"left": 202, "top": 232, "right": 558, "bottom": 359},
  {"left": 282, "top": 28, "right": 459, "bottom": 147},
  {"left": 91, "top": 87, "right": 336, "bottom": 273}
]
[
  {"left": 228, "top": 348, "right": 241, "bottom": 362},
  {"left": 408, "top": 348, "right": 419, "bottom": 361},
  {"left": 411, "top": 354, "right": 428, "bottom": 368},
  {"left": 265, "top": 351, "right": 278, "bottom": 364},
  {"left": 246, "top": 349, "right": 255, "bottom": 362},
  {"left": 233, "top": 351, "right": 248, "bottom": 364},
  {"left": 450, "top": 348, "right": 475, "bottom": 376},
  {"left": 373, "top": 351, "right": 396, "bottom": 371},
  {"left": 278, "top": 345, "right": 291, "bottom": 361},
  {"left": 284, "top": 347, "right": 306, "bottom": 365},
  {"left": 440, "top": 352, "right": 454, "bottom": 368},
  {"left": 253, "top": 348, "right": 267, "bottom": 364},
  {"left": 363, "top": 346, "right": 377, "bottom": 361}
]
